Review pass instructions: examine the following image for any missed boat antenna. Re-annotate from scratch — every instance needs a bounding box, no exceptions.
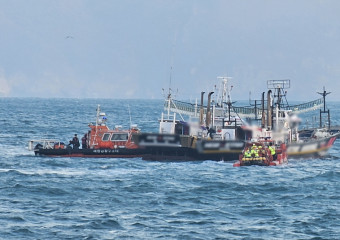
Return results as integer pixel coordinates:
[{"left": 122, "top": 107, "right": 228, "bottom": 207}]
[
  {"left": 95, "top": 104, "right": 100, "bottom": 126},
  {"left": 167, "top": 33, "right": 177, "bottom": 100},
  {"left": 161, "top": 64, "right": 183, "bottom": 120},
  {"left": 169, "top": 66, "right": 173, "bottom": 95},
  {"left": 92, "top": 104, "right": 101, "bottom": 146},
  {"left": 128, "top": 104, "right": 132, "bottom": 129},
  {"left": 168, "top": 32, "right": 177, "bottom": 94}
]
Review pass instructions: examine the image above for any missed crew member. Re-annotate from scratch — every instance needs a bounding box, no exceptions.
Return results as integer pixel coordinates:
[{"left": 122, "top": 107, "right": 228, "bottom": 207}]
[
  {"left": 250, "top": 145, "right": 259, "bottom": 158},
  {"left": 268, "top": 143, "right": 276, "bottom": 160},
  {"left": 81, "top": 134, "right": 87, "bottom": 149},
  {"left": 207, "top": 127, "right": 216, "bottom": 139},
  {"left": 71, "top": 134, "right": 80, "bottom": 149},
  {"left": 258, "top": 146, "right": 266, "bottom": 157},
  {"left": 244, "top": 148, "right": 251, "bottom": 158}
]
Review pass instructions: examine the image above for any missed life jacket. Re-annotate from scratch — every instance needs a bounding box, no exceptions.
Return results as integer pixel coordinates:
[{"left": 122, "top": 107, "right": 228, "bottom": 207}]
[
  {"left": 244, "top": 150, "right": 251, "bottom": 157},
  {"left": 269, "top": 146, "right": 276, "bottom": 155},
  {"left": 250, "top": 148, "right": 259, "bottom": 157}
]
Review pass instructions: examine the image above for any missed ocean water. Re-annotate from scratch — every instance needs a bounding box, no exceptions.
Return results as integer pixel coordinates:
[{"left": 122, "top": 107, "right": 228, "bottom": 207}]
[{"left": 0, "top": 98, "right": 339, "bottom": 239}]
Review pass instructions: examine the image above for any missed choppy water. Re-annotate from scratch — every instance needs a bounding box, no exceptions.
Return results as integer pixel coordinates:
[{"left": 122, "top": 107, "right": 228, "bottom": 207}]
[{"left": 0, "top": 98, "right": 339, "bottom": 239}]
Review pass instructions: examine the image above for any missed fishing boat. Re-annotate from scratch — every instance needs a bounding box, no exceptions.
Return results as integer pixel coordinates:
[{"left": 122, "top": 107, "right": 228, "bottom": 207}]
[
  {"left": 245, "top": 80, "right": 340, "bottom": 159},
  {"left": 290, "top": 130, "right": 340, "bottom": 159},
  {"left": 138, "top": 77, "right": 247, "bottom": 161},
  {"left": 233, "top": 141, "right": 287, "bottom": 167},
  {"left": 28, "top": 105, "right": 145, "bottom": 157},
  {"left": 138, "top": 78, "right": 339, "bottom": 161}
]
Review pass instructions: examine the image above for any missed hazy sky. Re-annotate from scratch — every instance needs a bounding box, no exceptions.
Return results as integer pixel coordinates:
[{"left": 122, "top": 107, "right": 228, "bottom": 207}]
[{"left": 1, "top": 0, "right": 340, "bottom": 101}]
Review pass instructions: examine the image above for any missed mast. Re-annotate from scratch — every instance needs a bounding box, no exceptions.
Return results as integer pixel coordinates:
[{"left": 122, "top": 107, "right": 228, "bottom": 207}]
[
  {"left": 163, "top": 84, "right": 184, "bottom": 121},
  {"left": 268, "top": 79, "right": 290, "bottom": 109},
  {"left": 267, "top": 80, "right": 290, "bottom": 125},
  {"left": 217, "top": 76, "right": 232, "bottom": 108},
  {"left": 317, "top": 87, "right": 331, "bottom": 129},
  {"left": 128, "top": 104, "right": 132, "bottom": 129},
  {"left": 92, "top": 105, "right": 101, "bottom": 146},
  {"left": 167, "top": 91, "right": 171, "bottom": 119},
  {"left": 95, "top": 104, "right": 101, "bottom": 126}
]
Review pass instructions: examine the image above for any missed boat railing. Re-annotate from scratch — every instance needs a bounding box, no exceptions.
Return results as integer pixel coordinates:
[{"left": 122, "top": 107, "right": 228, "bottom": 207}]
[
  {"left": 233, "top": 98, "right": 323, "bottom": 118},
  {"left": 233, "top": 106, "right": 260, "bottom": 118},
  {"left": 165, "top": 99, "right": 252, "bottom": 118},
  {"left": 165, "top": 96, "right": 324, "bottom": 120},
  {"left": 28, "top": 139, "right": 60, "bottom": 151},
  {"left": 164, "top": 99, "right": 202, "bottom": 117},
  {"left": 284, "top": 98, "right": 323, "bottom": 113}
]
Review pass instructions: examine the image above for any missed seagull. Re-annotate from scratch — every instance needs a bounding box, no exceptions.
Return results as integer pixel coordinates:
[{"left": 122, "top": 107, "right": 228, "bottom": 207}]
[{"left": 65, "top": 36, "right": 74, "bottom": 39}]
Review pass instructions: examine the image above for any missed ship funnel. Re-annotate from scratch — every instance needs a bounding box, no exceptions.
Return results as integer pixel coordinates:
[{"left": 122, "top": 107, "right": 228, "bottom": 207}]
[
  {"left": 267, "top": 90, "right": 272, "bottom": 129},
  {"left": 200, "top": 92, "right": 205, "bottom": 125},
  {"left": 206, "top": 92, "right": 214, "bottom": 127},
  {"left": 261, "top": 92, "right": 265, "bottom": 128}
]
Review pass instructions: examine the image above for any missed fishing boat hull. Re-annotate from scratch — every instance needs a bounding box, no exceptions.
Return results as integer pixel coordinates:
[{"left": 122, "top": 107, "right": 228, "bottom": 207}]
[
  {"left": 194, "top": 139, "right": 245, "bottom": 161},
  {"left": 137, "top": 132, "right": 339, "bottom": 161},
  {"left": 287, "top": 133, "right": 339, "bottom": 159},
  {"left": 142, "top": 147, "right": 197, "bottom": 161},
  {"left": 137, "top": 133, "right": 196, "bottom": 161},
  {"left": 137, "top": 133, "right": 245, "bottom": 161}
]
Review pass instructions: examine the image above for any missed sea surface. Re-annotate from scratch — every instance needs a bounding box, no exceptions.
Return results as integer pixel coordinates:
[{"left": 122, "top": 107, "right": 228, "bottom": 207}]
[{"left": 0, "top": 98, "right": 339, "bottom": 239}]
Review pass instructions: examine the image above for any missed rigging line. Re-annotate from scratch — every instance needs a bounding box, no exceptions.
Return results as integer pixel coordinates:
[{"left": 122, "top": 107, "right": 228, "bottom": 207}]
[
  {"left": 170, "top": 98, "right": 185, "bottom": 121},
  {"left": 230, "top": 105, "right": 247, "bottom": 125}
]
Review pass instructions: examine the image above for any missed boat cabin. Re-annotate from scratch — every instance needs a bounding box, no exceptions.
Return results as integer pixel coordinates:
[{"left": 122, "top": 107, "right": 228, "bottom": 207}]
[{"left": 87, "top": 124, "right": 140, "bottom": 149}]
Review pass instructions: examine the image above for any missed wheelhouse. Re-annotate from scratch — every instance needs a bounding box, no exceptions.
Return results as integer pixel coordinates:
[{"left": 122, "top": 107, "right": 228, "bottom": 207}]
[{"left": 101, "top": 132, "right": 129, "bottom": 142}]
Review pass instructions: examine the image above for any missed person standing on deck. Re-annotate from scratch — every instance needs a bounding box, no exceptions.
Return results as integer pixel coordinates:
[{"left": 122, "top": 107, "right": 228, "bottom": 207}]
[
  {"left": 269, "top": 143, "right": 276, "bottom": 160},
  {"left": 72, "top": 134, "right": 80, "bottom": 149},
  {"left": 81, "top": 134, "right": 87, "bottom": 149}
]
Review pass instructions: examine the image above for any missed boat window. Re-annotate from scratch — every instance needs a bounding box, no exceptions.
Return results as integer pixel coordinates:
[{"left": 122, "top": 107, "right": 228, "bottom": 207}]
[
  {"left": 111, "top": 133, "right": 128, "bottom": 141},
  {"left": 102, "top": 133, "right": 111, "bottom": 141}
]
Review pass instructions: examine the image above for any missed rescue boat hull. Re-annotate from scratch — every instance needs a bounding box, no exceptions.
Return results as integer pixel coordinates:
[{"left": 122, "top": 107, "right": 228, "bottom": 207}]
[
  {"left": 34, "top": 147, "right": 147, "bottom": 158},
  {"left": 233, "top": 142, "right": 288, "bottom": 167}
]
